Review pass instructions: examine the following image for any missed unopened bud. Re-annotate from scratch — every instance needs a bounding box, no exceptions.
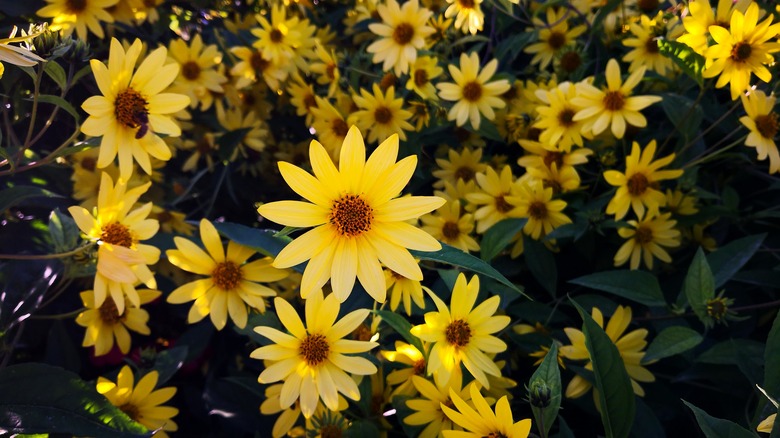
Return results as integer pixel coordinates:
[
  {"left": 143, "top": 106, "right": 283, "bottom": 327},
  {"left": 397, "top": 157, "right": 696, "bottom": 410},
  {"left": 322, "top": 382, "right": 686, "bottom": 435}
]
[{"left": 529, "top": 380, "right": 551, "bottom": 408}]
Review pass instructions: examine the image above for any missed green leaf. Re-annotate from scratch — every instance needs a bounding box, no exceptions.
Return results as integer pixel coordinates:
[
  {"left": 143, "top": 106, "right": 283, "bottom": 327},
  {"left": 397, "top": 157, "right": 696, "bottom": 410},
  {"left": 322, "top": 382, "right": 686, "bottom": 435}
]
[
  {"left": 345, "top": 420, "right": 380, "bottom": 437},
  {"left": 661, "top": 93, "right": 703, "bottom": 141},
  {"left": 217, "top": 128, "right": 252, "bottom": 161},
  {"left": 569, "top": 270, "right": 666, "bottom": 307},
  {"left": 765, "top": 311, "right": 780, "bottom": 400},
  {"left": 480, "top": 218, "right": 526, "bottom": 261},
  {"left": 144, "top": 346, "right": 188, "bottom": 386},
  {"left": 707, "top": 234, "right": 766, "bottom": 288},
  {"left": 376, "top": 309, "right": 424, "bottom": 354},
  {"left": 411, "top": 243, "right": 526, "bottom": 298},
  {"left": 36, "top": 94, "right": 81, "bottom": 122},
  {"left": 0, "top": 185, "right": 62, "bottom": 212},
  {"left": 570, "top": 298, "right": 635, "bottom": 438},
  {"left": 642, "top": 326, "right": 703, "bottom": 364},
  {"left": 658, "top": 39, "right": 705, "bottom": 86},
  {"left": 524, "top": 234, "right": 558, "bottom": 297},
  {"left": 697, "top": 340, "right": 764, "bottom": 365},
  {"left": 684, "top": 248, "right": 715, "bottom": 326},
  {"left": 43, "top": 61, "right": 67, "bottom": 90},
  {"left": 0, "top": 363, "right": 152, "bottom": 437},
  {"left": 682, "top": 400, "right": 754, "bottom": 438},
  {"left": 528, "top": 342, "right": 562, "bottom": 438},
  {"left": 591, "top": 0, "right": 622, "bottom": 31},
  {"left": 48, "top": 208, "right": 81, "bottom": 253},
  {"left": 213, "top": 222, "right": 292, "bottom": 258}
]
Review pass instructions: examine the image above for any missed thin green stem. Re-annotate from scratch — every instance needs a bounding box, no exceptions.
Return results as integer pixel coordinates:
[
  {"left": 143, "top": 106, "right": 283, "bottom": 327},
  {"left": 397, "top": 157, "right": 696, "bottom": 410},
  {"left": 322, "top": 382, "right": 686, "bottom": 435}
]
[
  {"left": 30, "top": 308, "right": 85, "bottom": 320},
  {"left": 683, "top": 135, "right": 746, "bottom": 169},
  {"left": 0, "top": 241, "right": 95, "bottom": 260},
  {"left": 21, "top": 64, "right": 44, "bottom": 152}
]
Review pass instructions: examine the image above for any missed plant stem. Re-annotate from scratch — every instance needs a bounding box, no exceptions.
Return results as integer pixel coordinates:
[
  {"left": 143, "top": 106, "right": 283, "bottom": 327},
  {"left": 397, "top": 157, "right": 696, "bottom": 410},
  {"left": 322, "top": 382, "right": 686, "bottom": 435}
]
[
  {"left": 30, "top": 308, "right": 85, "bottom": 320},
  {"left": 0, "top": 242, "right": 95, "bottom": 260}
]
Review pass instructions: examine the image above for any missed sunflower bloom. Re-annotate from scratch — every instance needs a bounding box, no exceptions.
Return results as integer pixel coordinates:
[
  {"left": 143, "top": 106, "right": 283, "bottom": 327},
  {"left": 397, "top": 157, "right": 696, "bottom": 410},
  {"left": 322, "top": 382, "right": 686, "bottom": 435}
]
[
  {"left": 81, "top": 38, "right": 190, "bottom": 179},
  {"left": 97, "top": 365, "right": 178, "bottom": 437},
  {"left": 251, "top": 4, "right": 316, "bottom": 71},
  {"left": 432, "top": 147, "right": 487, "bottom": 189},
  {"left": 260, "top": 383, "right": 348, "bottom": 438},
  {"left": 420, "top": 200, "right": 480, "bottom": 252},
  {"left": 367, "top": 0, "right": 434, "bottom": 75},
  {"left": 37, "top": 0, "right": 117, "bottom": 41},
  {"left": 441, "top": 384, "right": 533, "bottom": 438},
  {"left": 533, "top": 82, "right": 592, "bottom": 151},
  {"left": 167, "top": 34, "right": 227, "bottom": 111},
  {"left": 603, "top": 140, "right": 683, "bottom": 220},
  {"left": 250, "top": 290, "right": 378, "bottom": 418},
  {"left": 349, "top": 84, "right": 414, "bottom": 143},
  {"left": 76, "top": 289, "right": 159, "bottom": 356},
  {"left": 166, "top": 219, "right": 288, "bottom": 330},
  {"left": 405, "top": 373, "right": 479, "bottom": 438},
  {"left": 739, "top": 89, "right": 780, "bottom": 174},
  {"left": 677, "top": 0, "right": 750, "bottom": 55},
  {"left": 382, "top": 341, "right": 428, "bottom": 397},
  {"left": 384, "top": 265, "right": 425, "bottom": 316},
  {"left": 311, "top": 96, "right": 351, "bottom": 160},
  {"left": 572, "top": 58, "right": 662, "bottom": 139},
  {"left": 406, "top": 56, "right": 444, "bottom": 101},
  {"left": 437, "top": 52, "right": 511, "bottom": 129},
  {"left": 411, "top": 273, "right": 510, "bottom": 388},
  {"left": 257, "top": 126, "right": 444, "bottom": 302},
  {"left": 614, "top": 211, "right": 681, "bottom": 270},
  {"left": 68, "top": 172, "right": 159, "bottom": 315},
  {"left": 507, "top": 181, "right": 572, "bottom": 240},
  {"left": 622, "top": 14, "right": 675, "bottom": 76},
  {"left": 444, "top": 0, "right": 485, "bottom": 35},
  {"left": 523, "top": 7, "right": 586, "bottom": 70},
  {"left": 702, "top": 2, "right": 780, "bottom": 100},
  {"left": 465, "top": 165, "right": 520, "bottom": 233},
  {"left": 561, "top": 305, "right": 655, "bottom": 398}
]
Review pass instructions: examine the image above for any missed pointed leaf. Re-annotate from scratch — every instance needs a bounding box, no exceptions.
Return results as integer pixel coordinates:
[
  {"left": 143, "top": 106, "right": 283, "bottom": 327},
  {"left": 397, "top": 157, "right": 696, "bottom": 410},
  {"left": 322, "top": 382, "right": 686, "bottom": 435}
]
[
  {"left": 529, "top": 342, "right": 562, "bottom": 438},
  {"left": 682, "top": 400, "right": 754, "bottom": 438},
  {"left": 480, "top": 218, "right": 526, "bottom": 261},
  {"left": 376, "top": 309, "right": 424, "bottom": 354},
  {"left": 707, "top": 234, "right": 766, "bottom": 288},
  {"left": 569, "top": 270, "right": 666, "bottom": 307},
  {"left": 684, "top": 248, "right": 715, "bottom": 326},
  {"left": 642, "top": 326, "right": 703, "bottom": 364}
]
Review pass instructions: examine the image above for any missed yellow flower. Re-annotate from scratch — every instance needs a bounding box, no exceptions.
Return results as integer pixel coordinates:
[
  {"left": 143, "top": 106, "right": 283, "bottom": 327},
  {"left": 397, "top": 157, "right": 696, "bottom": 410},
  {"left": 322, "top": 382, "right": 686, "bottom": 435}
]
[
  {"left": 561, "top": 305, "right": 655, "bottom": 398},
  {"left": 287, "top": 75, "right": 318, "bottom": 126},
  {"left": 216, "top": 102, "right": 269, "bottom": 155},
  {"left": 68, "top": 172, "right": 159, "bottom": 315},
  {"left": 758, "top": 413, "right": 777, "bottom": 433},
  {"left": 739, "top": 89, "right": 780, "bottom": 174},
  {"left": 251, "top": 5, "right": 315, "bottom": 70},
  {"left": 614, "top": 211, "right": 681, "bottom": 270},
  {"left": 167, "top": 34, "right": 227, "bottom": 111},
  {"left": 382, "top": 341, "right": 427, "bottom": 397},
  {"left": 311, "top": 96, "right": 351, "bottom": 160},
  {"left": 571, "top": 59, "right": 662, "bottom": 139},
  {"left": 349, "top": 84, "right": 414, "bottom": 143},
  {"left": 81, "top": 38, "right": 189, "bottom": 179},
  {"left": 437, "top": 52, "right": 511, "bottom": 129},
  {"left": 411, "top": 273, "right": 510, "bottom": 388},
  {"left": 420, "top": 200, "right": 480, "bottom": 252},
  {"left": 507, "top": 181, "right": 571, "bottom": 240},
  {"left": 250, "top": 290, "right": 378, "bottom": 418},
  {"left": 441, "top": 383, "right": 533, "bottom": 438},
  {"left": 702, "top": 2, "right": 780, "bottom": 100},
  {"left": 406, "top": 56, "right": 444, "bottom": 100},
  {"left": 76, "top": 289, "right": 159, "bottom": 356},
  {"left": 97, "top": 365, "right": 178, "bottom": 437},
  {"left": 260, "top": 382, "right": 348, "bottom": 438},
  {"left": 533, "top": 81, "right": 592, "bottom": 151},
  {"left": 444, "top": 0, "right": 484, "bottom": 35},
  {"left": 257, "top": 126, "right": 444, "bottom": 302},
  {"left": 384, "top": 266, "right": 425, "bottom": 316},
  {"left": 465, "top": 165, "right": 519, "bottom": 233},
  {"left": 0, "top": 29, "right": 45, "bottom": 78},
  {"left": 524, "top": 7, "right": 586, "bottom": 70},
  {"left": 665, "top": 189, "right": 699, "bottom": 216},
  {"left": 229, "top": 46, "right": 287, "bottom": 91},
  {"left": 603, "top": 140, "right": 683, "bottom": 220},
  {"left": 432, "top": 146, "right": 487, "bottom": 189},
  {"left": 367, "top": 0, "right": 434, "bottom": 75},
  {"left": 622, "top": 14, "right": 675, "bottom": 76},
  {"left": 166, "top": 219, "right": 288, "bottom": 330},
  {"left": 405, "top": 373, "right": 478, "bottom": 438},
  {"left": 37, "top": 0, "right": 118, "bottom": 41},
  {"left": 677, "top": 0, "right": 750, "bottom": 55},
  {"left": 517, "top": 139, "right": 592, "bottom": 177}
]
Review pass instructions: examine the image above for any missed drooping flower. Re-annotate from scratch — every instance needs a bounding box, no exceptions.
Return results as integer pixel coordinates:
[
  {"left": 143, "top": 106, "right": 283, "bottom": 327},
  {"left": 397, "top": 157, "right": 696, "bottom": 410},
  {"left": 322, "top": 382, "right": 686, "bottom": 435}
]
[
  {"left": 571, "top": 58, "right": 662, "bottom": 139},
  {"left": 37, "top": 0, "right": 118, "bottom": 41},
  {"left": 739, "top": 89, "right": 780, "bottom": 174},
  {"left": 81, "top": 38, "right": 189, "bottom": 179},
  {"left": 603, "top": 140, "right": 683, "bottom": 220},
  {"left": 367, "top": 0, "right": 434, "bottom": 75},
  {"left": 437, "top": 52, "right": 511, "bottom": 129},
  {"left": 614, "top": 211, "right": 681, "bottom": 270},
  {"left": 441, "top": 383, "right": 533, "bottom": 438},
  {"left": 68, "top": 172, "right": 159, "bottom": 315},
  {"left": 560, "top": 305, "right": 655, "bottom": 398},
  {"left": 250, "top": 290, "right": 378, "bottom": 418},
  {"left": 166, "top": 219, "right": 288, "bottom": 330},
  {"left": 97, "top": 365, "right": 178, "bottom": 437},
  {"left": 411, "top": 273, "right": 510, "bottom": 388},
  {"left": 76, "top": 289, "right": 159, "bottom": 356},
  {"left": 0, "top": 29, "right": 45, "bottom": 78},
  {"left": 257, "top": 126, "right": 444, "bottom": 302},
  {"left": 444, "top": 0, "right": 485, "bottom": 35},
  {"left": 405, "top": 373, "right": 479, "bottom": 438}
]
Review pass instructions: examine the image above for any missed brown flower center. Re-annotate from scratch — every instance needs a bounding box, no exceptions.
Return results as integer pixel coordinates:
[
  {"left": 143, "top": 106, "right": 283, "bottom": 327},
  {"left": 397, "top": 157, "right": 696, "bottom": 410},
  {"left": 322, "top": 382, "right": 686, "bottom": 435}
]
[
  {"left": 66, "top": 0, "right": 87, "bottom": 12},
  {"left": 637, "top": 0, "right": 659, "bottom": 12},
  {"left": 119, "top": 403, "right": 140, "bottom": 421},
  {"left": 326, "top": 63, "right": 337, "bottom": 80},
  {"left": 181, "top": 61, "right": 201, "bottom": 80},
  {"left": 557, "top": 108, "right": 576, "bottom": 127},
  {"left": 393, "top": 23, "right": 415, "bottom": 45},
  {"left": 81, "top": 156, "right": 97, "bottom": 172},
  {"left": 101, "top": 223, "right": 133, "bottom": 247},
  {"left": 98, "top": 297, "right": 125, "bottom": 323},
  {"left": 635, "top": 226, "right": 654, "bottom": 244},
  {"left": 559, "top": 51, "right": 582, "bottom": 73},
  {"left": 485, "top": 433, "right": 509, "bottom": 438},
  {"left": 330, "top": 194, "right": 373, "bottom": 237},
  {"left": 413, "top": 359, "right": 426, "bottom": 375},
  {"left": 269, "top": 28, "right": 284, "bottom": 43},
  {"left": 321, "top": 425, "right": 343, "bottom": 438},
  {"left": 414, "top": 68, "right": 429, "bottom": 87},
  {"left": 528, "top": 201, "right": 548, "bottom": 220},
  {"left": 543, "top": 151, "right": 564, "bottom": 169},
  {"left": 250, "top": 51, "right": 269, "bottom": 73},
  {"left": 332, "top": 118, "right": 349, "bottom": 137},
  {"left": 374, "top": 106, "right": 393, "bottom": 124},
  {"left": 548, "top": 31, "right": 566, "bottom": 50},
  {"left": 303, "top": 94, "right": 317, "bottom": 110},
  {"left": 454, "top": 165, "right": 475, "bottom": 182},
  {"left": 380, "top": 73, "right": 396, "bottom": 90},
  {"left": 731, "top": 42, "right": 752, "bottom": 62},
  {"left": 495, "top": 194, "right": 513, "bottom": 213},
  {"left": 627, "top": 172, "right": 649, "bottom": 196},
  {"left": 114, "top": 88, "right": 149, "bottom": 129},
  {"left": 442, "top": 221, "right": 461, "bottom": 240},
  {"left": 212, "top": 261, "right": 243, "bottom": 291},
  {"left": 458, "top": 0, "right": 475, "bottom": 8},
  {"left": 644, "top": 37, "right": 659, "bottom": 54},
  {"left": 300, "top": 333, "right": 330, "bottom": 366},
  {"left": 603, "top": 91, "right": 625, "bottom": 111},
  {"left": 706, "top": 297, "right": 728, "bottom": 321},
  {"left": 352, "top": 323, "right": 373, "bottom": 342},
  {"left": 755, "top": 113, "right": 778, "bottom": 139},
  {"left": 462, "top": 81, "right": 483, "bottom": 102},
  {"left": 445, "top": 319, "right": 472, "bottom": 347}
]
